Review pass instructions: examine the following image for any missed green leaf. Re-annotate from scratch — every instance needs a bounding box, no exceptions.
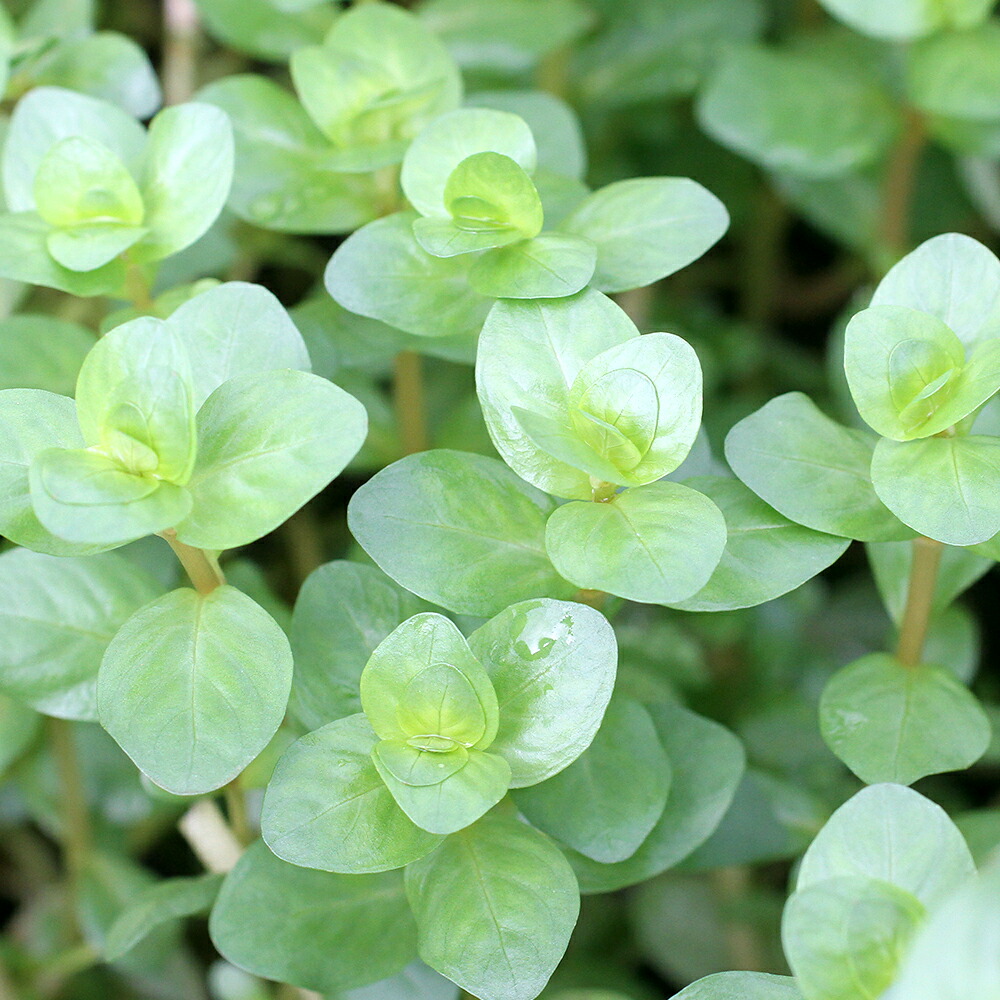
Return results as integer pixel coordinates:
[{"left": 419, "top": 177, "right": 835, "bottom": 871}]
[
  {"left": 361, "top": 613, "right": 499, "bottom": 750},
  {"left": 817, "top": 0, "right": 994, "bottom": 39},
  {"left": 0, "top": 211, "right": 127, "bottom": 295},
  {"left": 468, "top": 598, "right": 617, "bottom": 786},
  {"left": 668, "top": 476, "right": 850, "bottom": 612},
  {"left": 211, "top": 840, "right": 417, "bottom": 992},
  {"left": 29, "top": 447, "right": 193, "bottom": 547},
  {"left": 289, "top": 561, "right": 429, "bottom": 732},
  {"left": 135, "top": 102, "right": 233, "bottom": 262},
  {"left": 724, "top": 392, "right": 912, "bottom": 542},
  {"left": 98, "top": 585, "right": 293, "bottom": 794},
  {"left": 545, "top": 482, "right": 727, "bottom": 604},
  {"left": 696, "top": 44, "right": 898, "bottom": 179},
  {"left": 261, "top": 714, "right": 443, "bottom": 873},
  {"left": 870, "top": 233, "right": 1000, "bottom": 347},
  {"left": 404, "top": 813, "right": 579, "bottom": 1000},
  {"left": 343, "top": 963, "right": 460, "bottom": 1000},
  {"left": 671, "top": 972, "right": 803, "bottom": 1000},
  {"left": 3, "top": 86, "right": 146, "bottom": 214},
  {"left": 0, "top": 695, "right": 40, "bottom": 775},
  {"left": 195, "top": 0, "right": 336, "bottom": 60},
  {"left": 443, "top": 151, "right": 542, "bottom": 238},
  {"left": 568, "top": 702, "right": 745, "bottom": 894},
  {"left": 197, "top": 74, "right": 380, "bottom": 233},
  {"left": 0, "top": 548, "right": 161, "bottom": 720},
  {"left": 0, "top": 388, "right": 104, "bottom": 555},
  {"left": 373, "top": 745, "right": 511, "bottom": 835},
  {"left": 28, "top": 31, "right": 162, "bottom": 119},
  {"left": 32, "top": 136, "right": 143, "bottom": 229},
  {"left": 796, "top": 783, "right": 976, "bottom": 909},
  {"left": 890, "top": 860, "right": 1000, "bottom": 1000},
  {"left": 412, "top": 215, "right": 527, "bottom": 258},
  {"left": 467, "top": 233, "right": 596, "bottom": 299},
  {"left": 476, "top": 289, "right": 640, "bottom": 500},
  {"left": 401, "top": 108, "right": 535, "bottom": 219},
  {"left": 105, "top": 873, "right": 223, "bottom": 961},
  {"left": 0, "top": 315, "right": 92, "bottom": 395},
  {"left": 870, "top": 435, "right": 1000, "bottom": 546},
  {"left": 164, "top": 281, "right": 312, "bottom": 407},
  {"left": 514, "top": 695, "right": 670, "bottom": 863},
  {"left": 781, "top": 877, "right": 924, "bottom": 1000},
  {"left": 559, "top": 177, "right": 728, "bottom": 293},
  {"left": 46, "top": 222, "right": 147, "bottom": 272},
  {"left": 174, "top": 369, "right": 366, "bottom": 550},
  {"left": 348, "top": 450, "right": 575, "bottom": 617},
  {"left": 819, "top": 652, "right": 990, "bottom": 786},
  {"left": 326, "top": 212, "right": 492, "bottom": 338},
  {"left": 845, "top": 305, "right": 1000, "bottom": 440}
]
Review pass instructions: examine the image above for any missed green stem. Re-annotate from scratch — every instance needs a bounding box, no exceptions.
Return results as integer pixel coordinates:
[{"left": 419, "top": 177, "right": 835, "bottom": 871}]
[
  {"left": 224, "top": 781, "right": 253, "bottom": 847},
  {"left": 739, "top": 184, "right": 787, "bottom": 327},
  {"left": 124, "top": 256, "right": 155, "bottom": 314},
  {"left": 159, "top": 530, "right": 226, "bottom": 595},
  {"left": 394, "top": 350, "right": 429, "bottom": 455},
  {"left": 878, "top": 106, "right": 926, "bottom": 268},
  {"left": 162, "top": 0, "right": 201, "bottom": 106},
  {"left": 47, "top": 719, "right": 91, "bottom": 883},
  {"left": 895, "top": 536, "right": 943, "bottom": 667}
]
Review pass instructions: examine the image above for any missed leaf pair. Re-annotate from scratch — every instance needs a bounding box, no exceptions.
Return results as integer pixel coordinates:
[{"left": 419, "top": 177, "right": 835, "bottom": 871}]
[
  {"left": 261, "top": 598, "right": 617, "bottom": 870},
  {"left": 0, "top": 86, "right": 233, "bottom": 294},
  {"left": 0, "top": 282, "right": 366, "bottom": 552}
]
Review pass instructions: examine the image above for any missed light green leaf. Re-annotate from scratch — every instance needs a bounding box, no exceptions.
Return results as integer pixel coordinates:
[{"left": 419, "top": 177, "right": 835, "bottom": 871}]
[
  {"left": 545, "top": 482, "right": 727, "bottom": 604},
  {"left": 195, "top": 0, "right": 335, "bottom": 60},
  {"left": 29, "top": 446, "right": 193, "bottom": 547},
  {"left": 668, "top": 476, "right": 850, "bottom": 612},
  {"left": 467, "top": 232, "right": 596, "bottom": 299},
  {"left": 476, "top": 289, "right": 640, "bottom": 500},
  {"left": 289, "top": 561, "right": 429, "bottom": 732},
  {"left": 782, "top": 877, "right": 924, "bottom": 1000},
  {"left": 725, "top": 392, "right": 912, "bottom": 542},
  {"left": 870, "top": 233, "right": 1000, "bottom": 347},
  {"left": 514, "top": 695, "right": 670, "bottom": 863},
  {"left": 373, "top": 745, "right": 511, "bottom": 835},
  {"left": 29, "top": 31, "right": 162, "bottom": 119},
  {"left": 0, "top": 387, "right": 103, "bottom": 555},
  {"left": 98, "top": 585, "right": 293, "bottom": 794},
  {"left": 326, "top": 212, "right": 492, "bottom": 338},
  {"left": 175, "top": 369, "right": 367, "bottom": 550},
  {"left": 401, "top": 108, "right": 535, "bottom": 219},
  {"left": 0, "top": 548, "right": 161, "bottom": 720},
  {"left": 0, "top": 211, "right": 127, "bottom": 295},
  {"left": 819, "top": 652, "right": 990, "bottom": 786},
  {"left": 210, "top": 840, "right": 418, "bottom": 993},
  {"left": 348, "top": 450, "right": 575, "bottom": 617},
  {"left": 468, "top": 598, "right": 617, "bottom": 787},
  {"left": 360, "top": 613, "right": 499, "bottom": 750},
  {"left": 165, "top": 281, "right": 312, "bottom": 407},
  {"left": 0, "top": 315, "right": 92, "bottom": 396},
  {"left": 568, "top": 702, "right": 745, "bottom": 894},
  {"left": 343, "top": 962, "right": 460, "bottom": 1000},
  {"left": 46, "top": 222, "right": 147, "bottom": 272},
  {"left": 870, "top": 435, "right": 1000, "bottom": 545},
  {"left": 559, "top": 177, "right": 728, "bottom": 293},
  {"left": 889, "top": 860, "right": 1000, "bottom": 1000},
  {"left": 2, "top": 86, "right": 146, "bottom": 214},
  {"left": 443, "top": 151, "right": 542, "bottom": 238},
  {"left": 412, "top": 214, "right": 526, "bottom": 258},
  {"left": 404, "top": 814, "right": 579, "bottom": 1000},
  {"left": 796, "top": 783, "right": 976, "bottom": 909},
  {"left": 261, "top": 713, "right": 443, "bottom": 873},
  {"left": 197, "top": 74, "right": 379, "bottom": 233},
  {"left": 33, "top": 136, "right": 143, "bottom": 229},
  {"left": 671, "top": 972, "right": 803, "bottom": 1000},
  {"left": 817, "top": 0, "right": 995, "bottom": 39},
  {"left": 845, "top": 305, "right": 1000, "bottom": 440},
  {"left": 696, "top": 44, "right": 898, "bottom": 179},
  {"left": 105, "top": 873, "right": 223, "bottom": 961},
  {"left": 135, "top": 102, "right": 233, "bottom": 261},
  {"left": 0, "top": 696, "right": 40, "bottom": 775}
]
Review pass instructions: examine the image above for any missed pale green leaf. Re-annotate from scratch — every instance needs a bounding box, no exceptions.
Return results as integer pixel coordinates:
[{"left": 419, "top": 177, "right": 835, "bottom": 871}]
[{"left": 468, "top": 233, "right": 596, "bottom": 299}]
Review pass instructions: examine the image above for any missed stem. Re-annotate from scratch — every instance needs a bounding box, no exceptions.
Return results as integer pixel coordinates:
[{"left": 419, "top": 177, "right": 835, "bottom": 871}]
[
  {"left": 878, "top": 107, "right": 926, "bottom": 266},
  {"left": 394, "top": 350, "right": 429, "bottom": 455},
  {"left": 124, "top": 256, "right": 155, "bottom": 314},
  {"left": 224, "top": 781, "right": 253, "bottom": 847},
  {"left": 162, "top": 0, "right": 201, "bottom": 105},
  {"left": 46, "top": 719, "right": 91, "bottom": 886},
  {"left": 178, "top": 800, "right": 242, "bottom": 874},
  {"left": 281, "top": 506, "right": 325, "bottom": 587},
  {"left": 712, "top": 867, "right": 764, "bottom": 971},
  {"left": 159, "top": 530, "right": 226, "bottom": 595},
  {"left": 739, "top": 184, "right": 787, "bottom": 327},
  {"left": 895, "top": 536, "right": 944, "bottom": 667}
]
